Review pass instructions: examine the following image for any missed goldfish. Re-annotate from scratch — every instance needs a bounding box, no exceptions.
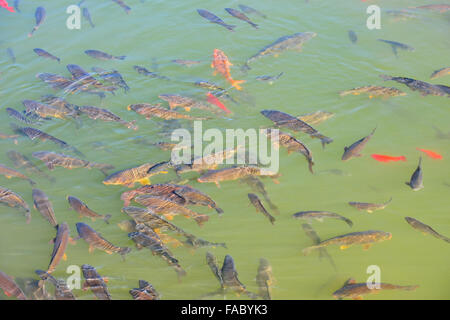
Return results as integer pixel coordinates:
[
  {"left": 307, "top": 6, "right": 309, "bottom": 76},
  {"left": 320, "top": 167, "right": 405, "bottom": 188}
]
[
  {"left": 206, "top": 92, "right": 231, "bottom": 113},
  {"left": 0, "top": 0, "right": 15, "bottom": 12},
  {"left": 416, "top": 148, "right": 443, "bottom": 160},
  {"left": 371, "top": 154, "right": 407, "bottom": 162},
  {"left": 211, "top": 49, "right": 245, "bottom": 90}
]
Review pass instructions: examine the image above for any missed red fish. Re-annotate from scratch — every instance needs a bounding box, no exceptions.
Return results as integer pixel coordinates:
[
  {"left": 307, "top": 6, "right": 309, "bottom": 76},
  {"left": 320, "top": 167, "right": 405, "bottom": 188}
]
[
  {"left": 211, "top": 49, "right": 245, "bottom": 90},
  {"left": 206, "top": 92, "right": 231, "bottom": 114},
  {"left": 416, "top": 148, "right": 443, "bottom": 160},
  {"left": 371, "top": 154, "right": 406, "bottom": 162},
  {"left": 0, "top": 0, "right": 14, "bottom": 12}
]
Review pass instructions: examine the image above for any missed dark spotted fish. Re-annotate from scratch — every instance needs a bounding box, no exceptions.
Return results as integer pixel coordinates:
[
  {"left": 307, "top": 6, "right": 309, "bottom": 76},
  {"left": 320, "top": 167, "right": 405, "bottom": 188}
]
[
  {"left": 0, "top": 270, "right": 27, "bottom": 300},
  {"left": 238, "top": 4, "right": 266, "bottom": 18},
  {"left": 197, "top": 9, "right": 236, "bottom": 31},
  {"left": 348, "top": 30, "right": 357, "bottom": 44},
  {"left": 301, "top": 223, "right": 336, "bottom": 271},
  {"left": 82, "top": 7, "right": 95, "bottom": 28},
  {"left": 406, "top": 157, "right": 423, "bottom": 191},
  {"left": 77, "top": 105, "right": 137, "bottom": 130},
  {"left": 377, "top": 39, "right": 414, "bottom": 56},
  {"left": 0, "top": 186, "right": 31, "bottom": 223},
  {"left": 85, "top": 50, "right": 126, "bottom": 61},
  {"left": 129, "top": 280, "right": 160, "bottom": 300},
  {"left": 294, "top": 211, "right": 353, "bottom": 227},
  {"left": 47, "top": 222, "right": 71, "bottom": 274},
  {"left": 112, "top": 0, "right": 131, "bottom": 14},
  {"left": 261, "top": 109, "right": 333, "bottom": 147},
  {"left": 256, "top": 258, "right": 274, "bottom": 300},
  {"left": 81, "top": 264, "right": 111, "bottom": 300},
  {"left": 348, "top": 197, "right": 392, "bottom": 213},
  {"left": 29, "top": 7, "right": 46, "bottom": 37},
  {"left": 7, "top": 150, "right": 54, "bottom": 182},
  {"left": 342, "top": 127, "right": 376, "bottom": 161},
  {"left": 380, "top": 74, "right": 449, "bottom": 97},
  {"left": 32, "top": 189, "right": 58, "bottom": 228},
  {"left": 33, "top": 48, "right": 60, "bottom": 63},
  {"left": 68, "top": 196, "right": 111, "bottom": 224},
  {"left": 225, "top": 8, "right": 258, "bottom": 29},
  {"left": 248, "top": 193, "right": 275, "bottom": 225},
  {"left": 6, "top": 107, "right": 36, "bottom": 125},
  {"left": 35, "top": 270, "right": 76, "bottom": 300},
  {"left": 405, "top": 217, "right": 450, "bottom": 243}
]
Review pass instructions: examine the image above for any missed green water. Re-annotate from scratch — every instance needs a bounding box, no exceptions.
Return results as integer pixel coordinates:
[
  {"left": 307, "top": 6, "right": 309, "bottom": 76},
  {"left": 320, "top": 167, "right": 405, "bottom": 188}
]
[{"left": 0, "top": 0, "right": 449, "bottom": 300}]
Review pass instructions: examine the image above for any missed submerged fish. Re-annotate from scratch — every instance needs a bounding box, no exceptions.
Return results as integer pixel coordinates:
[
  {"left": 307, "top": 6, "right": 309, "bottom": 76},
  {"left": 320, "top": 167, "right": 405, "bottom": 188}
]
[
  {"left": 76, "top": 222, "right": 131, "bottom": 258},
  {"left": 0, "top": 270, "right": 27, "bottom": 300},
  {"left": 303, "top": 230, "right": 392, "bottom": 255},
  {"left": 197, "top": 9, "right": 236, "bottom": 32},
  {"left": 348, "top": 30, "right": 357, "bottom": 44},
  {"left": 220, "top": 255, "right": 257, "bottom": 298},
  {"left": 430, "top": 67, "right": 450, "bottom": 80},
  {"left": 293, "top": 211, "right": 353, "bottom": 227},
  {"left": 68, "top": 196, "right": 111, "bottom": 224},
  {"left": 111, "top": 0, "right": 131, "bottom": 14},
  {"left": 7, "top": 150, "right": 51, "bottom": 182},
  {"left": 380, "top": 75, "right": 449, "bottom": 97},
  {"left": 133, "top": 65, "right": 169, "bottom": 80},
  {"left": 0, "top": 163, "right": 35, "bottom": 185},
  {"left": 92, "top": 67, "right": 129, "bottom": 92},
  {"left": 82, "top": 7, "right": 95, "bottom": 28},
  {"left": 6, "top": 47, "right": 16, "bottom": 63},
  {"left": 211, "top": 49, "right": 245, "bottom": 90},
  {"left": 35, "top": 270, "right": 76, "bottom": 300},
  {"left": 225, "top": 8, "right": 258, "bottom": 29},
  {"left": 405, "top": 217, "right": 450, "bottom": 243},
  {"left": 47, "top": 222, "right": 71, "bottom": 274},
  {"left": 256, "top": 72, "right": 284, "bottom": 84},
  {"left": 301, "top": 223, "right": 336, "bottom": 271},
  {"left": 342, "top": 127, "right": 376, "bottom": 161},
  {"left": 33, "top": 48, "right": 60, "bottom": 63},
  {"left": 85, "top": 50, "right": 126, "bottom": 61},
  {"left": 172, "top": 59, "right": 201, "bottom": 67},
  {"left": 206, "top": 252, "right": 223, "bottom": 285},
  {"left": 348, "top": 197, "right": 392, "bottom": 213},
  {"left": 6, "top": 108, "right": 36, "bottom": 125},
  {"left": 206, "top": 92, "right": 232, "bottom": 114},
  {"left": 23, "top": 99, "right": 74, "bottom": 120},
  {"left": 340, "top": 86, "right": 406, "bottom": 98},
  {"left": 238, "top": 4, "right": 266, "bottom": 18},
  {"left": 197, "top": 166, "right": 279, "bottom": 188},
  {"left": 103, "top": 162, "right": 168, "bottom": 188},
  {"left": 333, "top": 278, "right": 418, "bottom": 300},
  {"left": 77, "top": 105, "right": 137, "bottom": 130},
  {"left": 377, "top": 39, "right": 415, "bottom": 56},
  {"left": 248, "top": 193, "right": 275, "bottom": 225},
  {"left": 28, "top": 7, "right": 46, "bottom": 37},
  {"left": 128, "top": 103, "right": 207, "bottom": 121},
  {"left": 297, "top": 111, "right": 334, "bottom": 126},
  {"left": 256, "top": 258, "right": 274, "bottom": 300},
  {"left": 0, "top": 186, "right": 31, "bottom": 223},
  {"left": 129, "top": 280, "right": 160, "bottom": 300},
  {"left": 32, "top": 189, "right": 58, "bottom": 228},
  {"left": 416, "top": 148, "right": 442, "bottom": 160},
  {"left": 405, "top": 157, "right": 423, "bottom": 191},
  {"left": 81, "top": 264, "right": 111, "bottom": 300},
  {"left": 241, "top": 176, "right": 279, "bottom": 214}
]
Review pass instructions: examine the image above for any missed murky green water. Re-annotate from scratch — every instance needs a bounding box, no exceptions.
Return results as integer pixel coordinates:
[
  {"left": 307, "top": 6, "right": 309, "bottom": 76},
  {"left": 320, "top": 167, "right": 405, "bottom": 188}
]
[{"left": 0, "top": 0, "right": 449, "bottom": 300}]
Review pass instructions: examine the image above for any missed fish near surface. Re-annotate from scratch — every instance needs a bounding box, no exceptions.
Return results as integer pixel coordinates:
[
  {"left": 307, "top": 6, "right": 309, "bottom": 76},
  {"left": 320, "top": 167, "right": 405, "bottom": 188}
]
[
  {"left": 377, "top": 39, "right": 414, "bottom": 56},
  {"left": 128, "top": 103, "right": 207, "bottom": 120},
  {"left": 77, "top": 105, "right": 137, "bottom": 130},
  {"left": 6, "top": 107, "right": 37, "bottom": 125},
  {"left": 0, "top": 270, "right": 27, "bottom": 300},
  {"left": 333, "top": 278, "right": 418, "bottom": 300},
  {"left": 129, "top": 280, "right": 160, "bottom": 300},
  {"left": 0, "top": 186, "right": 31, "bottom": 223},
  {"left": 348, "top": 197, "right": 392, "bottom": 213},
  {"left": 225, "top": 8, "right": 258, "bottom": 29},
  {"left": 198, "top": 165, "right": 279, "bottom": 188},
  {"left": 81, "top": 264, "right": 111, "bottom": 300},
  {"left": 92, "top": 67, "right": 130, "bottom": 92},
  {"left": 380, "top": 75, "right": 449, "bottom": 97},
  {"left": 256, "top": 258, "right": 274, "bottom": 300},
  {"left": 133, "top": 65, "right": 169, "bottom": 80},
  {"left": 293, "top": 211, "right": 353, "bottom": 227},
  {"left": 76, "top": 222, "right": 131, "bottom": 259},
  {"left": 342, "top": 127, "right": 376, "bottom": 161},
  {"left": 68, "top": 196, "right": 111, "bottom": 224},
  {"left": 242, "top": 176, "right": 279, "bottom": 214},
  {"left": 0, "top": 163, "right": 35, "bottom": 185},
  {"left": 28, "top": 6, "right": 46, "bottom": 37},
  {"left": 197, "top": 9, "right": 236, "bottom": 32},
  {"left": 35, "top": 270, "right": 75, "bottom": 300},
  {"left": 85, "top": 49, "right": 126, "bottom": 61},
  {"left": 256, "top": 72, "right": 284, "bottom": 84},
  {"left": 405, "top": 157, "right": 423, "bottom": 191},
  {"left": 103, "top": 162, "right": 166, "bottom": 187},
  {"left": 238, "top": 4, "right": 267, "bottom": 18},
  {"left": 32, "top": 189, "right": 58, "bottom": 228},
  {"left": 297, "top": 111, "right": 334, "bottom": 125},
  {"left": 248, "top": 193, "right": 275, "bottom": 225},
  {"left": 339, "top": 86, "right": 406, "bottom": 98},
  {"left": 33, "top": 48, "right": 60, "bottom": 63},
  {"left": 302, "top": 230, "right": 392, "bottom": 255},
  {"left": 405, "top": 217, "right": 450, "bottom": 243},
  {"left": 47, "top": 222, "right": 71, "bottom": 274},
  {"left": 430, "top": 67, "right": 450, "bottom": 80}
]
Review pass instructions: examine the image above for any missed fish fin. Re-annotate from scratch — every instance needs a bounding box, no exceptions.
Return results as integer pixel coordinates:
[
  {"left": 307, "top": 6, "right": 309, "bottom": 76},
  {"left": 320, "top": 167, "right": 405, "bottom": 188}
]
[
  {"left": 88, "top": 245, "right": 95, "bottom": 254},
  {"left": 340, "top": 245, "right": 349, "bottom": 250},
  {"left": 139, "top": 178, "right": 151, "bottom": 185},
  {"left": 103, "top": 214, "right": 112, "bottom": 224},
  {"left": 363, "top": 244, "right": 371, "bottom": 251},
  {"left": 63, "top": 253, "right": 67, "bottom": 261},
  {"left": 164, "top": 214, "right": 174, "bottom": 221},
  {"left": 231, "top": 80, "right": 245, "bottom": 91},
  {"left": 353, "top": 296, "right": 364, "bottom": 300}
]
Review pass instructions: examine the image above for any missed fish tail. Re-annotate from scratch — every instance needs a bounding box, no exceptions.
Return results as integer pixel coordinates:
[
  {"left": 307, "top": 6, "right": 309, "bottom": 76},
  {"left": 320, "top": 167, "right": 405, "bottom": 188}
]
[
  {"left": 226, "top": 24, "right": 236, "bottom": 31},
  {"left": 103, "top": 214, "right": 112, "bottom": 224},
  {"left": 343, "top": 217, "right": 353, "bottom": 227},
  {"left": 194, "top": 214, "right": 210, "bottom": 227},
  {"left": 250, "top": 22, "right": 259, "bottom": 29},
  {"left": 379, "top": 74, "right": 393, "bottom": 81},
  {"left": 308, "top": 159, "right": 315, "bottom": 174},
  {"left": 215, "top": 207, "right": 224, "bottom": 214},
  {"left": 231, "top": 79, "right": 245, "bottom": 91}
]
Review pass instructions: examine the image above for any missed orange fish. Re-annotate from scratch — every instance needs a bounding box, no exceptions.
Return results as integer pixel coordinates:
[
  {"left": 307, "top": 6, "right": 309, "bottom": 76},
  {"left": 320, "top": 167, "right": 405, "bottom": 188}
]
[
  {"left": 0, "top": 0, "right": 14, "bottom": 12},
  {"left": 416, "top": 148, "right": 443, "bottom": 160},
  {"left": 211, "top": 49, "right": 245, "bottom": 90},
  {"left": 371, "top": 154, "right": 407, "bottom": 162},
  {"left": 206, "top": 92, "right": 231, "bottom": 114}
]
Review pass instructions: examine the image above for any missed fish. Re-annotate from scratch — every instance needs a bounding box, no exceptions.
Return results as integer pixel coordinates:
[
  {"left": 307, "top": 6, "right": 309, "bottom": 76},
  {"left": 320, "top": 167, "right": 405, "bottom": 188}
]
[
  {"left": 82, "top": 7, "right": 95, "bottom": 28},
  {"left": 380, "top": 75, "right": 449, "bottom": 97},
  {"left": 261, "top": 109, "right": 333, "bottom": 147},
  {"left": 301, "top": 224, "right": 336, "bottom": 270},
  {"left": 302, "top": 230, "right": 392, "bottom": 255},
  {"left": 76, "top": 222, "right": 131, "bottom": 258},
  {"left": 0, "top": 163, "right": 35, "bottom": 185},
  {"left": 33, "top": 48, "right": 60, "bottom": 63},
  {"left": 293, "top": 211, "right": 353, "bottom": 227},
  {"left": 248, "top": 193, "right": 275, "bottom": 225},
  {"left": 410, "top": 4, "right": 450, "bottom": 13},
  {"left": 256, "top": 258, "right": 274, "bottom": 300},
  {"left": 129, "top": 280, "right": 160, "bottom": 300},
  {"left": 333, "top": 278, "right": 418, "bottom": 300},
  {"left": 297, "top": 111, "right": 334, "bottom": 126},
  {"left": 206, "top": 252, "right": 223, "bottom": 285},
  {"left": 81, "top": 264, "right": 111, "bottom": 300},
  {"left": 66, "top": 64, "right": 108, "bottom": 90},
  {"left": 6, "top": 48, "right": 15, "bottom": 63},
  {"left": 340, "top": 86, "right": 406, "bottom": 98},
  {"left": 32, "top": 151, "right": 114, "bottom": 176},
  {"left": 32, "top": 189, "right": 58, "bottom": 228},
  {"left": 220, "top": 255, "right": 257, "bottom": 298},
  {"left": 91, "top": 67, "right": 130, "bottom": 92},
  {"left": 128, "top": 231, "right": 186, "bottom": 277},
  {"left": 211, "top": 49, "right": 245, "bottom": 90},
  {"left": 68, "top": 196, "right": 111, "bottom": 224},
  {"left": 13, "top": 0, "right": 19, "bottom": 13},
  {"left": 342, "top": 127, "right": 376, "bottom": 161},
  {"left": 41, "top": 95, "right": 79, "bottom": 115},
  {"left": 171, "top": 59, "right": 201, "bottom": 67},
  {"left": 405, "top": 217, "right": 450, "bottom": 243},
  {"left": 405, "top": 157, "right": 423, "bottom": 191},
  {"left": 348, "top": 197, "right": 392, "bottom": 213},
  {"left": 117, "top": 219, "right": 137, "bottom": 233},
  {"left": 238, "top": 4, "right": 266, "bottom": 18},
  {"left": 377, "top": 39, "right": 414, "bottom": 56},
  {"left": 416, "top": 148, "right": 442, "bottom": 160},
  {"left": 0, "top": 133, "right": 19, "bottom": 141},
  {"left": 206, "top": 92, "right": 231, "bottom": 113},
  {"left": 47, "top": 222, "right": 71, "bottom": 274},
  {"left": 241, "top": 176, "right": 279, "bottom": 214},
  {"left": 128, "top": 103, "right": 208, "bottom": 121},
  {"left": 264, "top": 128, "right": 314, "bottom": 174},
  {"left": 77, "top": 105, "right": 137, "bottom": 130},
  {"left": 23, "top": 99, "right": 73, "bottom": 120},
  {"left": 371, "top": 154, "right": 407, "bottom": 162},
  {"left": 430, "top": 67, "right": 450, "bottom": 80},
  {"left": 0, "top": 186, "right": 31, "bottom": 223},
  {"left": 103, "top": 162, "right": 168, "bottom": 188},
  {"left": 433, "top": 126, "right": 450, "bottom": 140},
  {"left": 133, "top": 65, "right": 169, "bottom": 80},
  {"left": 244, "top": 32, "right": 317, "bottom": 70},
  {"left": 28, "top": 7, "right": 46, "bottom": 37},
  {"left": 197, "top": 9, "right": 236, "bottom": 31},
  {"left": 256, "top": 72, "right": 284, "bottom": 84},
  {"left": 197, "top": 165, "right": 279, "bottom": 188},
  {"left": 0, "top": 270, "right": 27, "bottom": 300},
  {"left": 35, "top": 270, "right": 75, "bottom": 300},
  {"left": 85, "top": 49, "right": 126, "bottom": 61},
  {"left": 173, "top": 147, "right": 238, "bottom": 174},
  {"left": 385, "top": 10, "right": 417, "bottom": 22},
  {"left": 134, "top": 195, "right": 209, "bottom": 227},
  {"left": 225, "top": 8, "right": 258, "bottom": 29},
  {"left": 348, "top": 30, "right": 357, "bottom": 43},
  {"left": 6, "top": 107, "right": 36, "bottom": 125},
  {"left": 158, "top": 94, "right": 213, "bottom": 112},
  {"left": 184, "top": 235, "right": 227, "bottom": 249}
]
